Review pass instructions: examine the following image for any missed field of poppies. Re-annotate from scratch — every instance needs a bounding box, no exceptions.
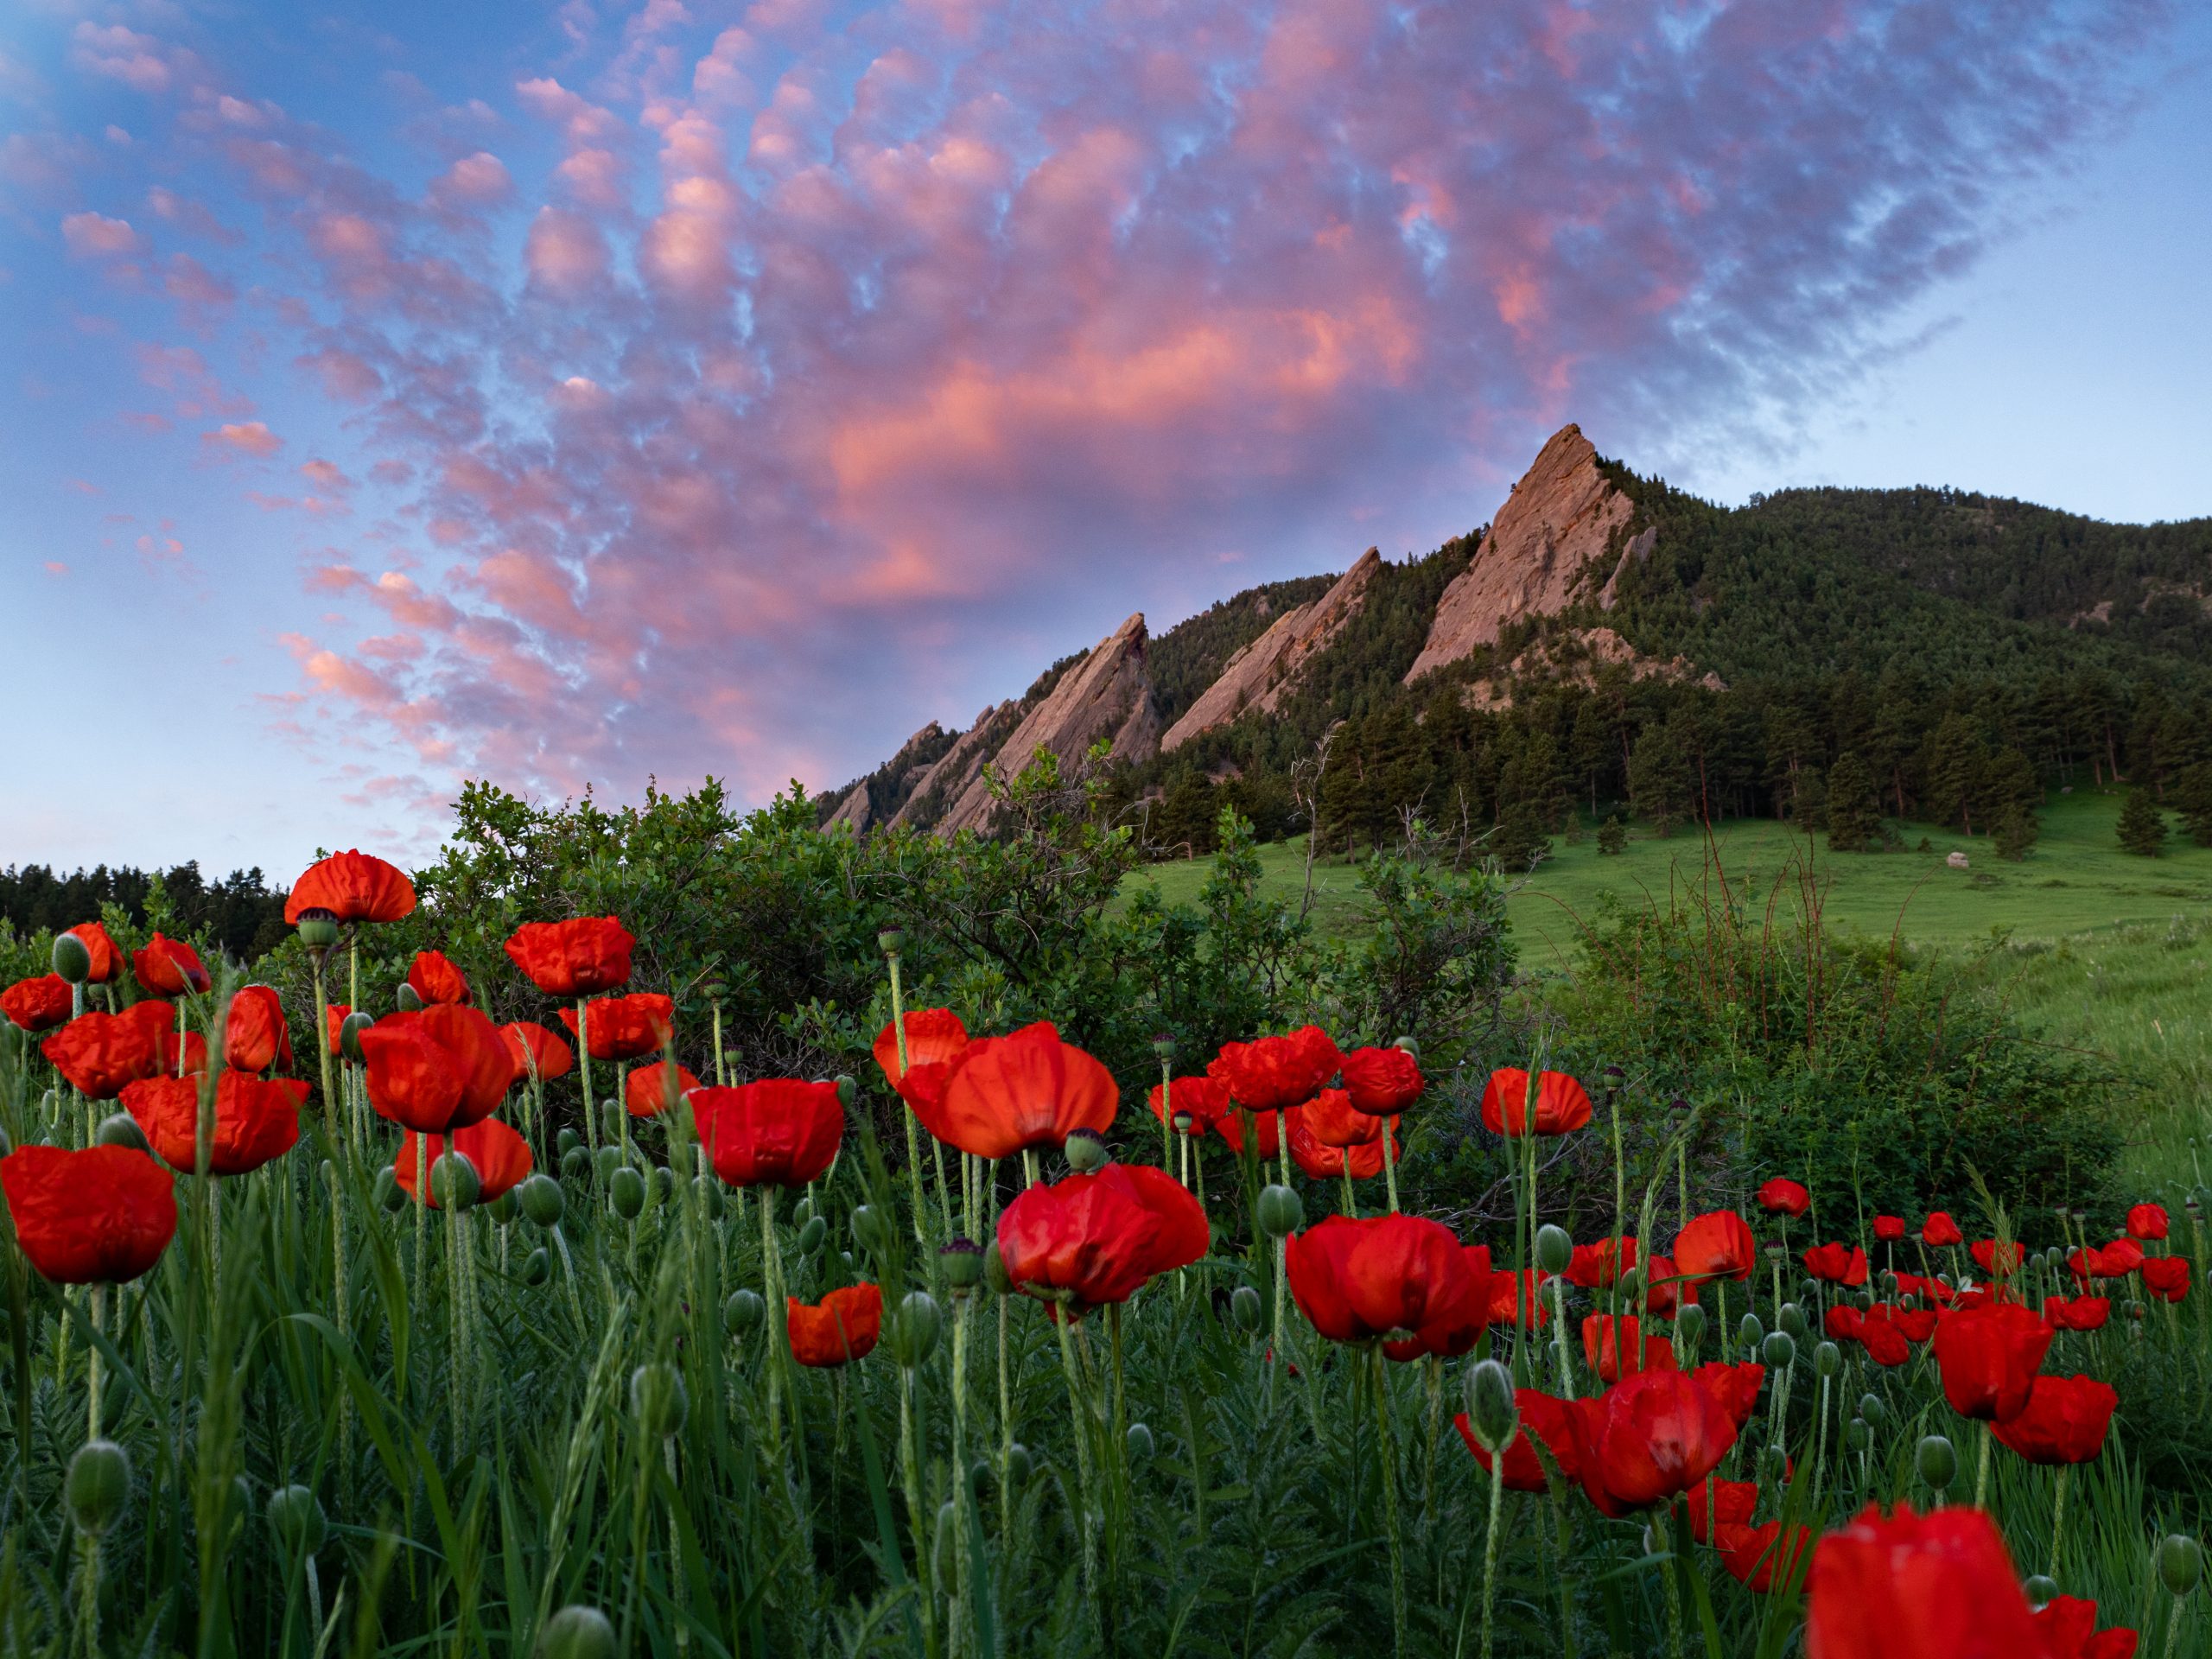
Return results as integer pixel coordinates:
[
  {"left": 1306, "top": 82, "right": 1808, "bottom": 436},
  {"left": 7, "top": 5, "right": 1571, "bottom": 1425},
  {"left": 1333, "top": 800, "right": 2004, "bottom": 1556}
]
[{"left": 0, "top": 845, "right": 2205, "bottom": 1657}]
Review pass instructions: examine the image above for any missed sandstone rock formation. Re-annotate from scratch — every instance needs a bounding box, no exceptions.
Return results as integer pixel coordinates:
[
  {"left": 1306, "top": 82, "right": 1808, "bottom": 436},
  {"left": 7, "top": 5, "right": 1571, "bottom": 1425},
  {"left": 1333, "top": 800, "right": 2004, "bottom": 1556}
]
[
  {"left": 887, "top": 704, "right": 1018, "bottom": 830},
  {"left": 1161, "top": 549, "right": 1382, "bottom": 751},
  {"left": 1404, "top": 423, "right": 1635, "bottom": 683},
  {"left": 824, "top": 782, "right": 871, "bottom": 833}
]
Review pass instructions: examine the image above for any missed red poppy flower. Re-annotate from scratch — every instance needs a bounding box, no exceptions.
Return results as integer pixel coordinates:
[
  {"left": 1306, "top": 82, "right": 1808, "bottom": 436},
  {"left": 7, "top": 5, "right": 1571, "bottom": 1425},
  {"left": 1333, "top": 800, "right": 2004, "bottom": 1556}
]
[
  {"left": 41, "top": 1011, "right": 166, "bottom": 1099},
  {"left": 1287, "top": 1106, "right": 1399, "bottom": 1180},
  {"left": 557, "top": 993, "right": 673, "bottom": 1063},
  {"left": 1340, "top": 1046, "right": 1424, "bottom": 1116},
  {"left": 1382, "top": 1244, "right": 1495, "bottom": 1361},
  {"left": 1641, "top": 1254, "right": 1699, "bottom": 1316},
  {"left": 2141, "top": 1256, "right": 2190, "bottom": 1303},
  {"left": 394, "top": 1116, "right": 535, "bottom": 1207},
  {"left": 924, "top": 1021, "right": 1118, "bottom": 1160},
  {"left": 0, "top": 1145, "right": 177, "bottom": 1284},
  {"left": 2069, "top": 1240, "right": 2145, "bottom": 1282},
  {"left": 502, "top": 916, "right": 633, "bottom": 998},
  {"left": 1674, "top": 1210, "right": 1758, "bottom": 1281},
  {"left": 286, "top": 850, "right": 416, "bottom": 925},
  {"left": 1287, "top": 1212, "right": 1483, "bottom": 1347},
  {"left": 1894, "top": 1272, "right": 1954, "bottom": 1306},
  {"left": 1805, "top": 1503, "right": 2040, "bottom": 1659},
  {"left": 324, "top": 1003, "right": 352, "bottom": 1057},
  {"left": 2044, "top": 1296, "right": 2109, "bottom": 1332},
  {"left": 1835, "top": 1306, "right": 1912, "bottom": 1367},
  {"left": 2033, "top": 1597, "right": 2141, "bottom": 1659},
  {"left": 1454, "top": 1388, "right": 1581, "bottom": 1491},
  {"left": 998, "top": 1164, "right": 1209, "bottom": 1316},
  {"left": 1211, "top": 1103, "right": 1283, "bottom": 1159},
  {"left": 788, "top": 1284, "right": 883, "bottom": 1366},
  {"left": 1988, "top": 1375, "right": 2117, "bottom": 1466},
  {"left": 405, "top": 950, "right": 472, "bottom": 1006},
  {"left": 1583, "top": 1313, "right": 1677, "bottom": 1382},
  {"left": 1488, "top": 1268, "right": 1550, "bottom": 1329},
  {"left": 122, "top": 997, "right": 206, "bottom": 1078},
  {"left": 1569, "top": 1368, "right": 1737, "bottom": 1517},
  {"left": 1212, "top": 1026, "right": 1342, "bottom": 1114},
  {"left": 1803, "top": 1243, "right": 1870, "bottom": 1287},
  {"left": 873, "top": 1007, "right": 971, "bottom": 1118},
  {"left": 625, "top": 1061, "right": 700, "bottom": 1118},
  {"left": 1931, "top": 1302, "right": 2052, "bottom": 1422},
  {"left": 224, "top": 985, "right": 293, "bottom": 1074},
  {"left": 1567, "top": 1236, "right": 1638, "bottom": 1289},
  {"left": 1478, "top": 1068, "right": 1593, "bottom": 1137},
  {"left": 1872, "top": 1215, "right": 1905, "bottom": 1242},
  {"left": 2126, "top": 1204, "right": 2169, "bottom": 1243},
  {"left": 1685, "top": 1476, "right": 1758, "bottom": 1544},
  {"left": 1717, "top": 1520, "right": 1814, "bottom": 1594},
  {"left": 61, "top": 922, "right": 122, "bottom": 983},
  {"left": 1758, "top": 1179, "right": 1811, "bottom": 1217},
  {"left": 3, "top": 974, "right": 73, "bottom": 1033},
  {"left": 1922, "top": 1211, "right": 1965, "bottom": 1248},
  {"left": 1825, "top": 1305, "right": 1865, "bottom": 1342},
  {"left": 1885, "top": 1304, "right": 1939, "bottom": 1344},
  {"left": 123, "top": 1071, "right": 305, "bottom": 1175},
  {"left": 694, "top": 1080, "right": 844, "bottom": 1189},
  {"left": 1299, "top": 1088, "right": 1384, "bottom": 1148},
  {"left": 499, "top": 1020, "right": 575, "bottom": 1084},
  {"left": 133, "top": 932, "right": 211, "bottom": 998},
  {"left": 1693, "top": 1361, "right": 1766, "bottom": 1430},
  {"left": 1970, "top": 1239, "right": 2024, "bottom": 1278},
  {"left": 1146, "top": 1074, "right": 1230, "bottom": 1135},
  {"left": 357, "top": 1005, "right": 512, "bottom": 1133}
]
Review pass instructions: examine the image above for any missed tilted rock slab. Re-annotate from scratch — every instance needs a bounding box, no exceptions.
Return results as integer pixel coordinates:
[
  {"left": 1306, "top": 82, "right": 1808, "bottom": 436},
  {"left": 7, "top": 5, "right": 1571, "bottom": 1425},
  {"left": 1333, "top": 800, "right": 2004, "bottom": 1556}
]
[{"left": 1161, "top": 548, "right": 1382, "bottom": 751}]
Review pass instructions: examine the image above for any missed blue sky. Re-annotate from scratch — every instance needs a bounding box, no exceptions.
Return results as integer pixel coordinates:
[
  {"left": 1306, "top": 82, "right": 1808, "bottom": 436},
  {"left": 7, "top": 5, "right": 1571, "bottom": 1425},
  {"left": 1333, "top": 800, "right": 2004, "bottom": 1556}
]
[{"left": 0, "top": 0, "right": 2204, "bottom": 883}]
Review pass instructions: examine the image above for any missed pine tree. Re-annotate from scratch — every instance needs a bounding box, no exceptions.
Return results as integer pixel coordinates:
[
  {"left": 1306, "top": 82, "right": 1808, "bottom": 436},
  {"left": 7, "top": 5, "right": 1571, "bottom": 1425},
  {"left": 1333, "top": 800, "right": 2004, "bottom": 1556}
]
[
  {"left": 1491, "top": 802, "right": 1550, "bottom": 870},
  {"left": 1596, "top": 815, "right": 1628, "bottom": 856},
  {"left": 1993, "top": 804, "right": 2038, "bottom": 861},
  {"left": 1826, "top": 752, "right": 1881, "bottom": 851},
  {"left": 2117, "top": 787, "right": 2168, "bottom": 858},
  {"left": 2175, "top": 761, "right": 2212, "bottom": 849},
  {"left": 1628, "top": 724, "right": 1688, "bottom": 837},
  {"left": 1921, "top": 713, "right": 1988, "bottom": 835}
]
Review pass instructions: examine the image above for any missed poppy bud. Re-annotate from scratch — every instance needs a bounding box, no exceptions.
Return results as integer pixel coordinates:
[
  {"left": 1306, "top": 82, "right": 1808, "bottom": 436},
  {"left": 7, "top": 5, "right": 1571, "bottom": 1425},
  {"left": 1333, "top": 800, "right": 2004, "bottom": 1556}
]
[
  {"left": 66, "top": 1440, "right": 130, "bottom": 1535},
  {"left": 1916, "top": 1433, "right": 1957, "bottom": 1492},
  {"left": 266, "top": 1484, "right": 327, "bottom": 1556},
  {"left": 941, "top": 1237, "right": 984, "bottom": 1292},
  {"left": 877, "top": 929, "right": 906, "bottom": 957},
  {"left": 1761, "top": 1445, "right": 1790, "bottom": 1480},
  {"left": 96, "top": 1112, "right": 149, "bottom": 1152},
  {"left": 933, "top": 1499, "right": 958, "bottom": 1580},
  {"left": 1618, "top": 1267, "right": 1648, "bottom": 1306},
  {"left": 1256, "top": 1185, "right": 1304, "bottom": 1239},
  {"left": 594, "top": 1145, "right": 626, "bottom": 1184},
  {"left": 1878, "top": 1270, "right": 1898, "bottom": 1294},
  {"left": 835, "top": 1075, "right": 856, "bottom": 1109},
  {"left": 296, "top": 910, "right": 340, "bottom": 950},
  {"left": 488, "top": 1191, "right": 518, "bottom": 1226},
  {"left": 558, "top": 1128, "right": 582, "bottom": 1158},
  {"left": 1231, "top": 1284, "right": 1263, "bottom": 1331},
  {"left": 1152, "top": 1035, "right": 1177, "bottom": 1062},
  {"left": 1675, "top": 1304, "right": 1706, "bottom": 1349},
  {"left": 985, "top": 1239, "right": 1014, "bottom": 1296},
  {"left": 430, "top": 1151, "right": 481, "bottom": 1212},
  {"left": 561, "top": 1146, "right": 591, "bottom": 1180},
  {"left": 375, "top": 1166, "right": 407, "bottom": 1213},
  {"left": 1392, "top": 1037, "right": 1421, "bottom": 1065},
  {"left": 340, "top": 1011, "right": 372, "bottom": 1063},
  {"left": 1777, "top": 1302, "right": 1807, "bottom": 1340},
  {"left": 52, "top": 932, "right": 92, "bottom": 984},
  {"left": 524, "top": 1248, "right": 552, "bottom": 1286},
  {"left": 1007, "top": 1443, "right": 1033, "bottom": 1485},
  {"left": 1535, "top": 1225, "right": 1573, "bottom": 1275},
  {"left": 1462, "top": 1358, "right": 1518, "bottom": 1454},
  {"left": 1845, "top": 1417, "right": 1870, "bottom": 1452},
  {"left": 1762, "top": 1331, "right": 1796, "bottom": 1370},
  {"left": 2023, "top": 1575, "right": 2057, "bottom": 1611},
  {"left": 723, "top": 1288, "right": 766, "bottom": 1335},
  {"left": 397, "top": 982, "right": 424, "bottom": 1013},
  {"left": 519, "top": 1173, "right": 565, "bottom": 1229},
  {"left": 1127, "top": 1422, "right": 1155, "bottom": 1460},
  {"left": 536, "top": 1605, "right": 617, "bottom": 1659},
  {"left": 609, "top": 1166, "right": 646, "bottom": 1220},
  {"left": 2160, "top": 1534, "right": 2204, "bottom": 1598},
  {"left": 1814, "top": 1339, "right": 1842, "bottom": 1377},
  {"left": 1065, "top": 1128, "right": 1109, "bottom": 1173},
  {"left": 630, "top": 1363, "right": 689, "bottom": 1438},
  {"left": 1859, "top": 1393, "right": 1886, "bottom": 1427},
  {"left": 601, "top": 1103, "right": 625, "bottom": 1141},
  {"left": 693, "top": 1177, "right": 725, "bottom": 1219},
  {"left": 1738, "top": 1313, "right": 1764, "bottom": 1348},
  {"left": 798, "top": 1216, "right": 827, "bottom": 1254},
  {"left": 890, "top": 1290, "right": 943, "bottom": 1367}
]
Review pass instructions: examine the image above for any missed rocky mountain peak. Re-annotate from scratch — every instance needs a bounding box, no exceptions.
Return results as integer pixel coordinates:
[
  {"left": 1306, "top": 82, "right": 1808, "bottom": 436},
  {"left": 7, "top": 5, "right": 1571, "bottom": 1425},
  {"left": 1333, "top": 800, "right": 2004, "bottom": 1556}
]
[{"left": 1161, "top": 548, "right": 1383, "bottom": 751}]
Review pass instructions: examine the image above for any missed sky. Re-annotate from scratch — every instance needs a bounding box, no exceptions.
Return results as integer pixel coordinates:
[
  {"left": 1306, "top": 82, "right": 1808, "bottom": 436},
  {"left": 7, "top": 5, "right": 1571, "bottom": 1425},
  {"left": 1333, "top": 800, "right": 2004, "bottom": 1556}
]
[{"left": 2, "top": 0, "right": 2206, "bottom": 882}]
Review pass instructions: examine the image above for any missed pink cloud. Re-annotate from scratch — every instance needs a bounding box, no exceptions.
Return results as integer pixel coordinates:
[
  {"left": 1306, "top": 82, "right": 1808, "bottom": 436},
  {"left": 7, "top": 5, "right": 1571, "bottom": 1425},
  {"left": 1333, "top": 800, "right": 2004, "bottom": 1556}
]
[
  {"left": 61, "top": 213, "right": 144, "bottom": 257},
  {"left": 204, "top": 420, "right": 283, "bottom": 457}
]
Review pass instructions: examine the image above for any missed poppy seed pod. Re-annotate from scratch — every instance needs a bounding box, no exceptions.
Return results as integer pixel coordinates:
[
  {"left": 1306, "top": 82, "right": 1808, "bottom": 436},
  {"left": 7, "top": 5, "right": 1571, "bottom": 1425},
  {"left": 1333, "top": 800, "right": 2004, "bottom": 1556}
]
[
  {"left": 1675, "top": 1304, "right": 1707, "bottom": 1348},
  {"left": 1463, "top": 1358, "right": 1518, "bottom": 1454},
  {"left": 1256, "top": 1184, "right": 1305, "bottom": 1239},
  {"left": 876, "top": 928, "right": 905, "bottom": 957},
  {"left": 374, "top": 1166, "right": 406, "bottom": 1213},
  {"left": 1065, "top": 1127, "right": 1109, "bottom": 1173},
  {"left": 1916, "top": 1433, "right": 1958, "bottom": 1491},
  {"left": 1006, "top": 1443, "right": 1033, "bottom": 1485},
  {"left": 266, "top": 1484, "right": 327, "bottom": 1556},
  {"left": 940, "top": 1236, "right": 984, "bottom": 1292},
  {"left": 51, "top": 931, "right": 92, "bottom": 984},
  {"left": 890, "top": 1290, "right": 943, "bottom": 1367},
  {"left": 1152, "top": 1034, "right": 1177, "bottom": 1061},
  {"left": 296, "top": 910, "right": 340, "bottom": 950},
  {"left": 608, "top": 1166, "right": 646, "bottom": 1220},
  {"left": 2022, "top": 1574, "right": 2057, "bottom": 1610},
  {"left": 1231, "top": 1284, "right": 1263, "bottom": 1331},
  {"left": 535, "top": 1605, "right": 618, "bottom": 1659},
  {"left": 1127, "top": 1422, "right": 1155, "bottom": 1460},
  {"left": 1535, "top": 1224, "right": 1573, "bottom": 1276},
  {"left": 630, "top": 1363, "right": 689, "bottom": 1438},
  {"left": 95, "top": 1112, "right": 148, "bottom": 1151},
  {"left": 339, "top": 1011, "right": 372, "bottom": 1064},
  {"left": 1761, "top": 1331, "right": 1796, "bottom": 1370},
  {"left": 723, "top": 1287, "right": 766, "bottom": 1335},
  {"left": 519, "top": 1173, "right": 565, "bottom": 1229},
  {"left": 1814, "top": 1339, "right": 1842, "bottom": 1377},
  {"left": 429, "top": 1151, "right": 481, "bottom": 1212},
  {"left": 65, "top": 1440, "right": 130, "bottom": 1535},
  {"left": 397, "top": 982, "right": 423, "bottom": 1013},
  {"left": 524, "top": 1248, "right": 552, "bottom": 1286},
  {"left": 2159, "top": 1534, "right": 2204, "bottom": 1597}
]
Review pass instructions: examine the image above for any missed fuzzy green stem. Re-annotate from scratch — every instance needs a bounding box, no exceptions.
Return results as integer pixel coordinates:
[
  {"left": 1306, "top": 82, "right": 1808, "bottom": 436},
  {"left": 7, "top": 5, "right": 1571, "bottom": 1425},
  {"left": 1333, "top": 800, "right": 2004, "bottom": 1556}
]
[
  {"left": 1478, "top": 1456, "right": 1503, "bottom": 1659},
  {"left": 1370, "top": 1345, "right": 1407, "bottom": 1656},
  {"left": 887, "top": 954, "right": 927, "bottom": 1243},
  {"left": 1054, "top": 1306, "right": 1101, "bottom": 1616}
]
